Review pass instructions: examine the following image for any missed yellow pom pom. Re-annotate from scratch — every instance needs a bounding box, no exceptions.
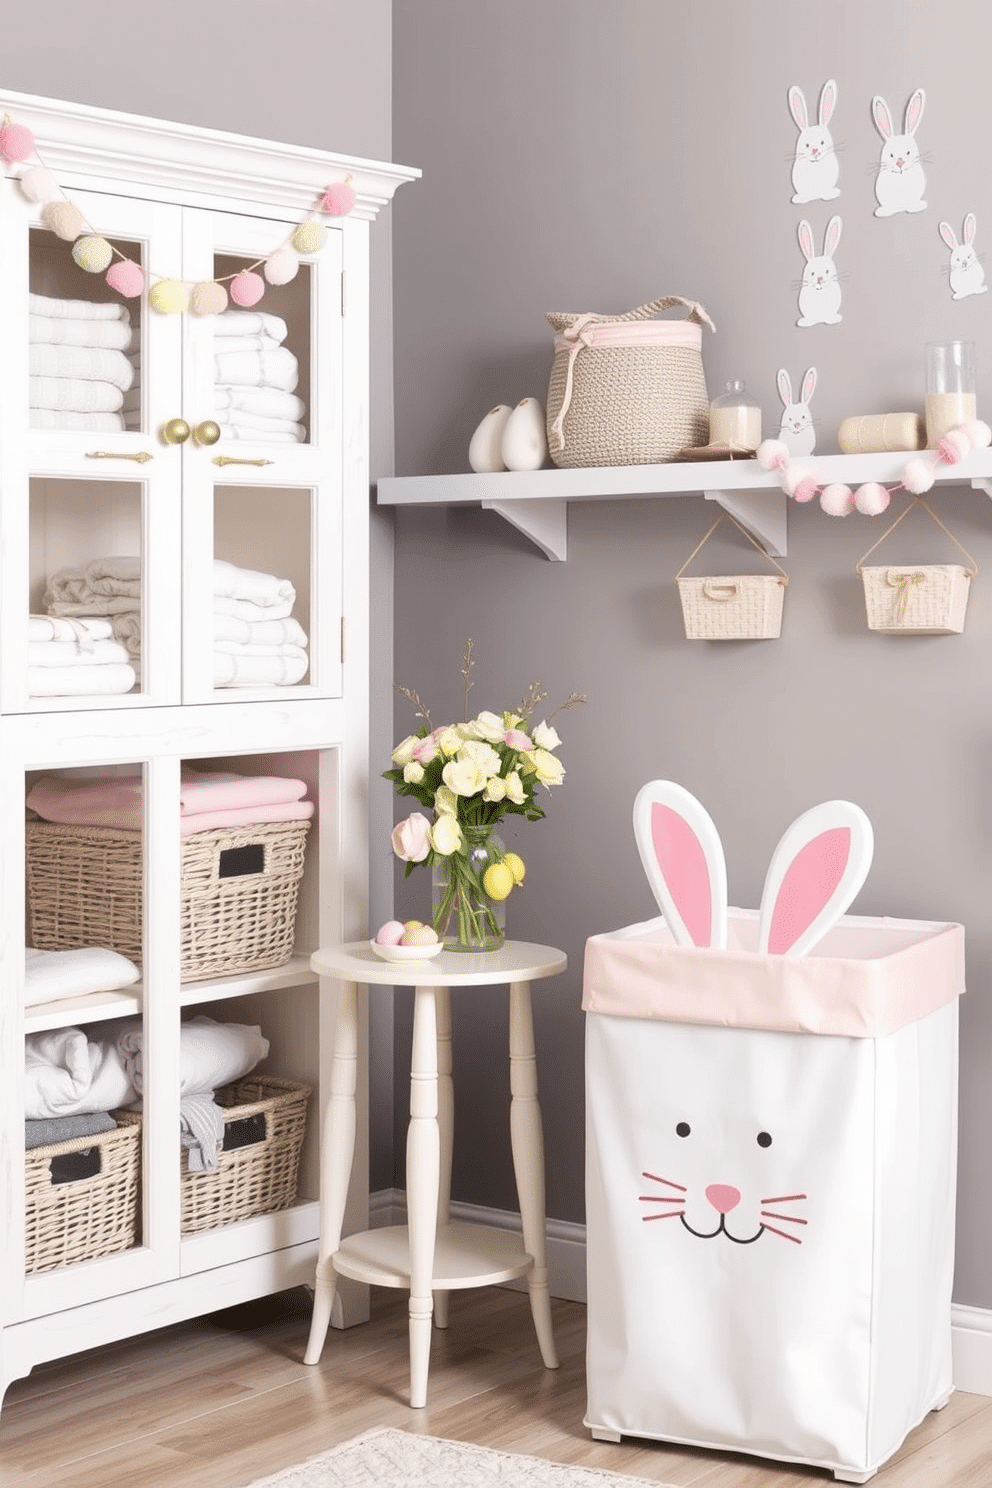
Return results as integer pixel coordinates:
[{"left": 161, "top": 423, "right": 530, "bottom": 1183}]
[
  {"left": 71, "top": 235, "right": 114, "bottom": 273},
  {"left": 42, "top": 200, "right": 85, "bottom": 240},
  {"left": 149, "top": 279, "right": 190, "bottom": 315},
  {"left": 189, "top": 280, "right": 228, "bottom": 316},
  {"left": 292, "top": 220, "right": 328, "bottom": 255}
]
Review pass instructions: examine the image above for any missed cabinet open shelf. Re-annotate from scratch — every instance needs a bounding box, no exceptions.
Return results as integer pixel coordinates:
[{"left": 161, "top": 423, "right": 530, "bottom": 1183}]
[{"left": 377, "top": 448, "right": 992, "bottom": 561}]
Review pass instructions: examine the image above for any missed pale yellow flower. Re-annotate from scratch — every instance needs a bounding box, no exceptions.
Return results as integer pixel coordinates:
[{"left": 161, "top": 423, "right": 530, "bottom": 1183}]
[
  {"left": 532, "top": 721, "right": 562, "bottom": 751},
  {"left": 459, "top": 739, "right": 501, "bottom": 778},
  {"left": 527, "top": 748, "right": 565, "bottom": 786},
  {"left": 430, "top": 815, "right": 463, "bottom": 856},
  {"left": 505, "top": 771, "right": 526, "bottom": 804},
  {"left": 391, "top": 734, "right": 419, "bottom": 766},
  {"left": 434, "top": 784, "right": 459, "bottom": 817},
  {"left": 403, "top": 761, "right": 425, "bottom": 784},
  {"left": 437, "top": 725, "right": 464, "bottom": 757},
  {"left": 464, "top": 710, "right": 505, "bottom": 743},
  {"left": 483, "top": 776, "right": 507, "bottom": 802},
  {"left": 442, "top": 756, "right": 488, "bottom": 796}
]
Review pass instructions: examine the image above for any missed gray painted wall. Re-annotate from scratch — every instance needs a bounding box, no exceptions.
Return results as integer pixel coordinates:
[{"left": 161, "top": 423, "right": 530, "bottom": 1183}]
[{"left": 390, "top": 0, "right": 992, "bottom": 1307}]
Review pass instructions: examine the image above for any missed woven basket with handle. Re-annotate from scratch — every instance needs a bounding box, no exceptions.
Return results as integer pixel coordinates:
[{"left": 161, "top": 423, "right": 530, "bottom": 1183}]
[
  {"left": 545, "top": 295, "right": 715, "bottom": 468},
  {"left": 857, "top": 497, "right": 978, "bottom": 635},
  {"left": 675, "top": 512, "right": 789, "bottom": 641}
]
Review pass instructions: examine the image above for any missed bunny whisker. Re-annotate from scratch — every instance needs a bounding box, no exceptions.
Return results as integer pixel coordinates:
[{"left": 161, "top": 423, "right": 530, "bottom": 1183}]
[
  {"left": 761, "top": 1210, "right": 808, "bottom": 1226},
  {"left": 642, "top": 1210, "right": 686, "bottom": 1222},
  {"left": 762, "top": 1222, "right": 803, "bottom": 1244},
  {"left": 642, "top": 1171, "right": 687, "bottom": 1192},
  {"left": 639, "top": 1194, "right": 686, "bottom": 1204},
  {"left": 761, "top": 1193, "right": 807, "bottom": 1205}
]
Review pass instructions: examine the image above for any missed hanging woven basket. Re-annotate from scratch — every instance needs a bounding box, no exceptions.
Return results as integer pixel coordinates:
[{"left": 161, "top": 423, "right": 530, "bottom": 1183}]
[
  {"left": 856, "top": 497, "right": 978, "bottom": 635},
  {"left": 675, "top": 512, "right": 788, "bottom": 640}
]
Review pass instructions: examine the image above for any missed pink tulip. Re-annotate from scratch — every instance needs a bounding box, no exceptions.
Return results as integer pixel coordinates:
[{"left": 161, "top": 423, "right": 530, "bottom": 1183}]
[
  {"left": 504, "top": 729, "right": 532, "bottom": 751},
  {"left": 413, "top": 732, "right": 441, "bottom": 764},
  {"left": 391, "top": 812, "right": 432, "bottom": 862}
]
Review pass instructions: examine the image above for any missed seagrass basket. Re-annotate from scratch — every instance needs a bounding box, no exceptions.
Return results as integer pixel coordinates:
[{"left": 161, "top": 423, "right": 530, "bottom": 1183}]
[
  {"left": 545, "top": 295, "right": 715, "bottom": 468},
  {"left": 857, "top": 498, "right": 977, "bottom": 636},
  {"left": 675, "top": 512, "right": 788, "bottom": 640},
  {"left": 181, "top": 1076, "right": 310, "bottom": 1234},
  {"left": 25, "top": 818, "right": 310, "bottom": 981},
  {"left": 25, "top": 1112, "right": 142, "bottom": 1273}
]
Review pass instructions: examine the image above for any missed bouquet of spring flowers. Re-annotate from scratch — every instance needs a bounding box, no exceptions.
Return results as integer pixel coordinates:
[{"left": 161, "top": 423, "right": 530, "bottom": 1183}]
[{"left": 386, "top": 640, "right": 585, "bottom": 951}]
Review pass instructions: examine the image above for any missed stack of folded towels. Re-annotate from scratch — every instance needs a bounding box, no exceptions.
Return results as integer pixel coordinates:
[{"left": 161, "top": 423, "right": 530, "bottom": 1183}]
[
  {"left": 213, "top": 309, "right": 307, "bottom": 443},
  {"left": 29, "top": 292, "right": 137, "bottom": 433},
  {"left": 24, "top": 1014, "right": 269, "bottom": 1172},
  {"left": 27, "top": 614, "right": 136, "bottom": 698},
  {"left": 26, "top": 766, "right": 315, "bottom": 836},
  {"left": 42, "top": 555, "right": 309, "bottom": 687}
]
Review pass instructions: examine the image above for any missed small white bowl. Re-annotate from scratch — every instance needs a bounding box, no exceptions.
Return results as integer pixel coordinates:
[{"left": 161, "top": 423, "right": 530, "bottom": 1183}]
[{"left": 370, "top": 938, "right": 445, "bottom": 963}]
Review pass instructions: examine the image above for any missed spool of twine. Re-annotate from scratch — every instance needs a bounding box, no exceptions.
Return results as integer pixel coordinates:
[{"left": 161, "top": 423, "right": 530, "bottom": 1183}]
[{"left": 837, "top": 412, "right": 926, "bottom": 454}]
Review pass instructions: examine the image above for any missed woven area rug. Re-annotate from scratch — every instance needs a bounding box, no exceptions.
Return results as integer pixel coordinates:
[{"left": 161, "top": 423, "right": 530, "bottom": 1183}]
[{"left": 244, "top": 1427, "right": 677, "bottom": 1487}]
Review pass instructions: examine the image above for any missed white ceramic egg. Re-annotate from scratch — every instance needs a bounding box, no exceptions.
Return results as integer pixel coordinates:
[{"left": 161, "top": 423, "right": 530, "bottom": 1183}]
[
  {"left": 501, "top": 397, "right": 548, "bottom": 472},
  {"left": 468, "top": 404, "right": 513, "bottom": 473}
]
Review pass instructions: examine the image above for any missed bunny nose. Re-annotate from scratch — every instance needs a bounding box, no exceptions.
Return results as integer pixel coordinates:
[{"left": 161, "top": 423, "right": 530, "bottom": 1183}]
[
  {"left": 896, "top": 155, "right": 906, "bottom": 168},
  {"left": 705, "top": 1184, "right": 741, "bottom": 1214}
]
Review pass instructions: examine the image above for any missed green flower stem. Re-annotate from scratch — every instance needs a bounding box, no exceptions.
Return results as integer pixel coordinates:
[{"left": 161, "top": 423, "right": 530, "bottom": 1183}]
[{"left": 432, "top": 842, "right": 504, "bottom": 949}]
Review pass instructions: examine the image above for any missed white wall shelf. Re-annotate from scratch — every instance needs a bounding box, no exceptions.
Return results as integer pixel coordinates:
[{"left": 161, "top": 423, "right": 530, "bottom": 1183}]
[{"left": 378, "top": 449, "right": 992, "bottom": 562}]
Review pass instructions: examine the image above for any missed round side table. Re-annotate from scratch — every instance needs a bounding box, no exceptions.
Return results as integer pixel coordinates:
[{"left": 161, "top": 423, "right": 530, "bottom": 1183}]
[{"left": 303, "top": 939, "right": 567, "bottom": 1408}]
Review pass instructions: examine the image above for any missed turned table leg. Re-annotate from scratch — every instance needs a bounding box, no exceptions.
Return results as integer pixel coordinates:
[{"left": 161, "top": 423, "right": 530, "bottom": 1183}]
[
  {"left": 508, "top": 979, "right": 559, "bottom": 1370},
  {"left": 407, "top": 984, "right": 440, "bottom": 1407}
]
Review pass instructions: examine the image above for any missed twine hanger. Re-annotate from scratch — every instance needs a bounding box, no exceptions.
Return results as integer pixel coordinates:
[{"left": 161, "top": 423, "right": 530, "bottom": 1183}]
[
  {"left": 856, "top": 496, "right": 979, "bottom": 624},
  {"left": 675, "top": 510, "right": 789, "bottom": 593}
]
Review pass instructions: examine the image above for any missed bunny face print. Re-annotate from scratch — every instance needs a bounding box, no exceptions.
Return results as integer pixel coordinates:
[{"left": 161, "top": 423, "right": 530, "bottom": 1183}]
[
  {"left": 776, "top": 366, "right": 817, "bottom": 455},
  {"left": 939, "top": 215, "right": 988, "bottom": 299},
  {"left": 872, "top": 89, "right": 927, "bottom": 216},
  {"left": 796, "top": 216, "right": 843, "bottom": 327},
  {"left": 788, "top": 79, "right": 840, "bottom": 204}
]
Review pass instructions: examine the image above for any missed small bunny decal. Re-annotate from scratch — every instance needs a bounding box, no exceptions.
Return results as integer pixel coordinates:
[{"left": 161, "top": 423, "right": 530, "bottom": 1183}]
[
  {"left": 796, "top": 216, "right": 843, "bottom": 326},
  {"left": 776, "top": 366, "right": 817, "bottom": 455},
  {"left": 939, "top": 214, "right": 987, "bottom": 299},
  {"left": 872, "top": 89, "right": 927, "bottom": 217},
  {"left": 787, "top": 78, "right": 840, "bottom": 204}
]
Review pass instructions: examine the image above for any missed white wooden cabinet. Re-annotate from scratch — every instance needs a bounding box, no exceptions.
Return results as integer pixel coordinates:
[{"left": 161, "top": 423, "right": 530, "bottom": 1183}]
[{"left": 0, "top": 88, "right": 417, "bottom": 1404}]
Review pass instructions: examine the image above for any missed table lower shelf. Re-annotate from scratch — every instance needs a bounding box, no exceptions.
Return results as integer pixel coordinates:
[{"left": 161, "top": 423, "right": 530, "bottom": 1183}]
[{"left": 332, "top": 1222, "right": 534, "bottom": 1290}]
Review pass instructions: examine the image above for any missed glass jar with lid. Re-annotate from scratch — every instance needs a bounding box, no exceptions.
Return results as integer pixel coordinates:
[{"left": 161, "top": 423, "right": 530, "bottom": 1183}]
[{"left": 708, "top": 379, "right": 761, "bottom": 451}]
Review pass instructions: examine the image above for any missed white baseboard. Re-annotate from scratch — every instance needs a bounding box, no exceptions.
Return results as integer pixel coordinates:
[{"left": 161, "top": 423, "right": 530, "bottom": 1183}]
[{"left": 370, "top": 1191, "right": 992, "bottom": 1395}]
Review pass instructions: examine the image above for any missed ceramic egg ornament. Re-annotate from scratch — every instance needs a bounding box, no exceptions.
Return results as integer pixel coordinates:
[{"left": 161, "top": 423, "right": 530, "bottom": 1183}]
[
  {"left": 468, "top": 404, "right": 513, "bottom": 472},
  {"left": 501, "top": 397, "right": 549, "bottom": 471}
]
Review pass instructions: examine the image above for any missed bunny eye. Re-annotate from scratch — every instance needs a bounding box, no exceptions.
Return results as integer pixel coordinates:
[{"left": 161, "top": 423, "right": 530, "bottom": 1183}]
[
  {"left": 757, "top": 1131, "right": 773, "bottom": 1148},
  {"left": 676, "top": 1121, "right": 691, "bottom": 1138}
]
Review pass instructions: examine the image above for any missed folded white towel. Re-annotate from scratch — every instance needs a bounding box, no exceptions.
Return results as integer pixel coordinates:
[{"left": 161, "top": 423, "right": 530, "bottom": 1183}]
[
  {"left": 214, "top": 640, "right": 309, "bottom": 661},
  {"left": 214, "top": 386, "right": 306, "bottom": 421},
  {"left": 29, "top": 292, "right": 131, "bottom": 323},
  {"left": 27, "top": 662, "right": 136, "bottom": 696},
  {"left": 213, "top": 650, "right": 309, "bottom": 687},
  {"left": 29, "top": 377, "right": 124, "bottom": 414},
  {"left": 28, "top": 637, "right": 131, "bottom": 668},
  {"left": 108, "top": 613, "right": 142, "bottom": 659},
  {"left": 117, "top": 1015, "right": 269, "bottom": 1097},
  {"left": 30, "top": 410, "right": 125, "bottom": 432},
  {"left": 209, "top": 333, "right": 282, "bottom": 354},
  {"left": 28, "top": 615, "right": 114, "bottom": 643},
  {"left": 29, "top": 314, "right": 134, "bottom": 351},
  {"left": 46, "top": 555, "right": 141, "bottom": 609},
  {"left": 215, "top": 309, "right": 288, "bottom": 343},
  {"left": 213, "top": 613, "right": 308, "bottom": 647},
  {"left": 212, "top": 593, "right": 296, "bottom": 623},
  {"left": 214, "top": 347, "right": 299, "bottom": 392},
  {"left": 215, "top": 409, "right": 306, "bottom": 442},
  {"left": 25, "top": 946, "right": 140, "bottom": 1009},
  {"left": 218, "top": 425, "right": 305, "bottom": 444},
  {"left": 24, "top": 1027, "right": 134, "bottom": 1119},
  {"left": 30, "top": 343, "right": 136, "bottom": 390},
  {"left": 213, "top": 559, "right": 295, "bottom": 610}
]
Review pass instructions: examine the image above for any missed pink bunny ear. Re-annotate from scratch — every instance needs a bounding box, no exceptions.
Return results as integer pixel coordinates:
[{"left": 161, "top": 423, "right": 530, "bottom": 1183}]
[
  {"left": 800, "top": 366, "right": 817, "bottom": 405},
  {"left": 939, "top": 221, "right": 958, "bottom": 250},
  {"left": 818, "top": 78, "right": 837, "bottom": 127},
  {"left": 797, "top": 220, "right": 815, "bottom": 262},
  {"left": 777, "top": 368, "right": 793, "bottom": 406},
  {"left": 904, "top": 88, "right": 925, "bottom": 136},
  {"left": 788, "top": 85, "right": 808, "bottom": 129},
  {"left": 758, "top": 801, "right": 874, "bottom": 958},
  {"left": 964, "top": 213, "right": 977, "bottom": 245},
  {"left": 823, "top": 215, "right": 842, "bottom": 258},
  {"left": 632, "top": 781, "right": 727, "bottom": 950},
  {"left": 872, "top": 95, "right": 893, "bottom": 140}
]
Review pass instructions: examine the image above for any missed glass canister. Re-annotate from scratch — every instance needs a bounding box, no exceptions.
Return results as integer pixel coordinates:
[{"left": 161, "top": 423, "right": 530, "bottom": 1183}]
[
  {"left": 925, "top": 341, "right": 977, "bottom": 447},
  {"left": 708, "top": 379, "right": 762, "bottom": 451}
]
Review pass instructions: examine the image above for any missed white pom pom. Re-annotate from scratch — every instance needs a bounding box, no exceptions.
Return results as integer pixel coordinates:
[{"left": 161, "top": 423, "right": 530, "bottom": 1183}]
[
  {"left": 820, "top": 483, "right": 855, "bottom": 516},
  {"left": 756, "top": 438, "right": 790, "bottom": 471},
  {"left": 902, "top": 456, "right": 936, "bottom": 494},
  {"left": 961, "top": 419, "right": 992, "bottom": 449},
  {"left": 19, "top": 166, "right": 59, "bottom": 204},
  {"left": 780, "top": 461, "right": 810, "bottom": 497},
  {"left": 264, "top": 246, "right": 300, "bottom": 285},
  {"left": 854, "top": 482, "right": 891, "bottom": 516}
]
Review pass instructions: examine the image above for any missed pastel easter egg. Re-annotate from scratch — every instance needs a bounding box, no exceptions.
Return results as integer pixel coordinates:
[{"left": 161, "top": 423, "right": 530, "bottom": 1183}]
[
  {"left": 468, "top": 404, "right": 512, "bottom": 473},
  {"left": 375, "top": 920, "right": 406, "bottom": 946},
  {"left": 500, "top": 397, "right": 549, "bottom": 472},
  {"left": 401, "top": 924, "right": 439, "bottom": 947}
]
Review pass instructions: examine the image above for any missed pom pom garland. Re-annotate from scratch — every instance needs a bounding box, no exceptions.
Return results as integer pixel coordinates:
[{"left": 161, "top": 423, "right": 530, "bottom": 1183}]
[
  {"left": 779, "top": 461, "right": 811, "bottom": 497},
  {"left": 792, "top": 475, "right": 819, "bottom": 504},
  {"left": 106, "top": 259, "right": 146, "bottom": 298},
  {"left": 961, "top": 419, "right": 992, "bottom": 449},
  {"left": 42, "top": 200, "right": 85, "bottom": 240},
  {"left": 292, "top": 220, "right": 328, "bottom": 255},
  {"left": 71, "top": 234, "right": 114, "bottom": 273},
  {"left": 854, "top": 482, "right": 891, "bottom": 516},
  {"left": 19, "top": 166, "right": 59, "bottom": 204},
  {"left": 901, "top": 456, "right": 937, "bottom": 495},
  {"left": 264, "top": 246, "right": 300, "bottom": 285},
  {"left": 190, "top": 280, "right": 229, "bottom": 316},
  {"left": 0, "top": 122, "right": 35, "bottom": 161},
  {"left": 149, "top": 278, "right": 190, "bottom": 315},
  {"left": 756, "top": 438, "right": 790, "bottom": 471},
  {"left": 937, "top": 427, "right": 972, "bottom": 465},
  {"left": 321, "top": 180, "right": 357, "bottom": 216},
  {"left": 230, "top": 269, "right": 265, "bottom": 307},
  {"left": 820, "top": 483, "right": 855, "bottom": 516}
]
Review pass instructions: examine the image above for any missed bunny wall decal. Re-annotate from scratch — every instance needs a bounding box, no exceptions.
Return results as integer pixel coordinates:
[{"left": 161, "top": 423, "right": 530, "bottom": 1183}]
[
  {"left": 871, "top": 89, "right": 927, "bottom": 217},
  {"left": 796, "top": 216, "right": 843, "bottom": 327},
  {"left": 787, "top": 79, "right": 840, "bottom": 204},
  {"left": 938, "top": 214, "right": 988, "bottom": 300}
]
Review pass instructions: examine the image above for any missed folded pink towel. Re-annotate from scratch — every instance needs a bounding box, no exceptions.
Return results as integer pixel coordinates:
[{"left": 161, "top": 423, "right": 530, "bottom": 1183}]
[
  {"left": 26, "top": 770, "right": 312, "bottom": 834},
  {"left": 177, "top": 799, "right": 314, "bottom": 837}
]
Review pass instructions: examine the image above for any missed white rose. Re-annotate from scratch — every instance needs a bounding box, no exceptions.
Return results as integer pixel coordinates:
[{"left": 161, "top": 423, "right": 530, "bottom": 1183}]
[
  {"left": 527, "top": 748, "right": 565, "bottom": 786},
  {"left": 437, "top": 725, "right": 464, "bottom": 757},
  {"left": 532, "top": 721, "right": 561, "bottom": 751},
  {"left": 459, "top": 738, "right": 501, "bottom": 778},
  {"left": 434, "top": 784, "right": 459, "bottom": 817},
  {"left": 505, "top": 771, "right": 526, "bottom": 805},
  {"left": 403, "top": 761, "right": 425, "bottom": 784},
  {"left": 483, "top": 776, "right": 507, "bottom": 802},
  {"left": 391, "top": 734, "right": 419, "bottom": 766},
  {"left": 465, "top": 710, "right": 505, "bottom": 743},
  {"left": 430, "top": 815, "right": 463, "bottom": 856},
  {"left": 442, "top": 756, "right": 487, "bottom": 796},
  {"left": 391, "top": 812, "right": 432, "bottom": 862}
]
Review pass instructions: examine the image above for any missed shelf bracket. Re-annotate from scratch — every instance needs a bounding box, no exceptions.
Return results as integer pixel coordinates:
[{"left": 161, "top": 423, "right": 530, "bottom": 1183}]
[
  {"left": 481, "top": 498, "right": 568, "bottom": 561},
  {"left": 704, "top": 489, "right": 788, "bottom": 557}
]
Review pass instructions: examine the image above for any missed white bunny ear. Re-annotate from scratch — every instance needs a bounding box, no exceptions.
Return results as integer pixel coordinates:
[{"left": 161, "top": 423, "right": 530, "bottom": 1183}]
[
  {"left": 818, "top": 78, "right": 837, "bottom": 127},
  {"left": 823, "top": 214, "right": 842, "bottom": 257},
  {"left": 797, "top": 220, "right": 815, "bottom": 261},
  {"left": 788, "top": 85, "right": 808, "bottom": 129},
  {"left": 939, "top": 220, "right": 958, "bottom": 250},
  {"left": 632, "top": 781, "right": 727, "bottom": 950},
  {"left": 964, "top": 213, "right": 977, "bottom": 245},
  {"left": 777, "top": 368, "right": 793, "bottom": 406},
  {"left": 757, "top": 801, "right": 874, "bottom": 958},
  {"left": 904, "top": 87, "right": 925, "bottom": 135},
  {"left": 800, "top": 366, "right": 817, "bottom": 404},
  {"left": 872, "top": 95, "right": 893, "bottom": 140}
]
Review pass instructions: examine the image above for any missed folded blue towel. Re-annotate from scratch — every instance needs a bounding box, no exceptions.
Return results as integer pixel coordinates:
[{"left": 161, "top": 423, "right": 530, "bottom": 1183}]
[{"left": 25, "top": 1110, "right": 118, "bottom": 1150}]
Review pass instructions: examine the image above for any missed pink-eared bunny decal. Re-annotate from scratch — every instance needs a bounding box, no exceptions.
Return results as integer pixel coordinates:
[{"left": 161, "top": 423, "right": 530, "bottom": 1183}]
[
  {"left": 796, "top": 216, "right": 843, "bottom": 327},
  {"left": 776, "top": 366, "right": 817, "bottom": 456},
  {"left": 788, "top": 79, "right": 840, "bottom": 204},
  {"left": 631, "top": 781, "right": 874, "bottom": 1250},
  {"left": 872, "top": 89, "right": 927, "bottom": 217},
  {"left": 939, "top": 214, "right": 988, "bottom": 300}
]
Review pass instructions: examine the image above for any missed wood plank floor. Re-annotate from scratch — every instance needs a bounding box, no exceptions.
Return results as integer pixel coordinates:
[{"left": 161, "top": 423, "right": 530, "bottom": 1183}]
[{"left": 1, "top": 1286, "right": 991, "bottom": 1487}]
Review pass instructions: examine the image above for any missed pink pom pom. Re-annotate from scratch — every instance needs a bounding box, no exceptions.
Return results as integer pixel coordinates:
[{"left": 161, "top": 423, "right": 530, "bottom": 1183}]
[
  {"left": 854, "top": 482, "right": 891, "bottom": 516},
  {"left": 756, "top": 438, "right": 790, "bottom": 471},
  {"left": 792, "top": 475, "right": 819, "bottom": 504},
  {"left": 820, "top": 483, "right": 855, "bottom": 516},
  {"left": 105, "top": 260, "right": 145, "bottom": 298},
  {"left": 321, "top": 181, "right": 357, "bottom": 216},
  {"left": 938, "top": 427, "right": 972, "bottom": 464},
  {"left": 902, "top": 456, "right": 936, "bottom": 494},
  {"left": 230, "top": 269, "right": 265, "bottom": 307},
  {"left": 0, "top": 122, "right": 35, "bottom": 161},
  {"left": 961, "top": 419, "right": 992, "bottom": 449},
  {"left": 780, "top": 461, "right": 810, "bottom": 497}
]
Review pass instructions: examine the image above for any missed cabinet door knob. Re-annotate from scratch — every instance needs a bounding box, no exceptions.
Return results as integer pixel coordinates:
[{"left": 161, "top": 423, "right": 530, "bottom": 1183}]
[
  {"left": 194, "top": 420, "right": 222, "bottom": 447},
  {"left": 162, "top": 418, "right": 191, "bottom": 444}
]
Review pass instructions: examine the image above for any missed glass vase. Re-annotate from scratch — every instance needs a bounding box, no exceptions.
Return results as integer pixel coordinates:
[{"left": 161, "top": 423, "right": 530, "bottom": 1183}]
[{"left": 431, "top": 825, "right": 506, "bottom": 952}]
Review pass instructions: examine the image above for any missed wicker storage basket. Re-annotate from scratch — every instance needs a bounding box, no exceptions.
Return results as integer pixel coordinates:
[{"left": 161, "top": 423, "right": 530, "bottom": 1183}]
[
  {"left": 857, "top": 498, "right": 978, "bottom": 635},
  {"left": 676, "top": 512, "right": 788, "bottom": 640},
  {"left": 25, "top": 1112, "right": 142, "bottom": 1274},
  {"left": 25, "top": 818, "right": 310, "bottom": 981},
  {"left": 545, "top": 295, "right": 715, "bottom": 468},
  {"left": 181, "top": 1076, "right": 310, "bottom": 1234}
]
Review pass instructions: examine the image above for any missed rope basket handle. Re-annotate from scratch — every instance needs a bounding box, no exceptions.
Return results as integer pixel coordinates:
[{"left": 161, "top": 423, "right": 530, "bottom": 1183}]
[
  {"left": 546, "top": 295, "right": 716, "bottom": 333},
  {"left": 675, "top": 511, "right": 789, "bottom": 585},
  {"left": 856, "top": 496, "right": 979, "bottom": 578}
]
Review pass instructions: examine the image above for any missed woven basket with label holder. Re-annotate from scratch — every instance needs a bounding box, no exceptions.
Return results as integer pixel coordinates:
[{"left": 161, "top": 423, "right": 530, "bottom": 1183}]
[
  {"left": 676, "top": 512, "right": 789, "bottom": 640},
  {"left": 857, "top": 497, "right": 977, "bottom": 635},
  {"left": 545, "top": 296, "right": 715, "bottom": 468}
]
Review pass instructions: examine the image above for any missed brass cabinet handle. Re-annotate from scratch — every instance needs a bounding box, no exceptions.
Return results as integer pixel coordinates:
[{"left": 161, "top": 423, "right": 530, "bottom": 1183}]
[
  {"left": 162, "top": 418, "right": 191, "bottom": 444},
  {"left": 212, "top": 456, "right": 275, "bottom": 467},
  {"left": 86, "top": 450, "right": 154, "bottom": 464},
  {"left": 194, "top": 420, "right": 222, "bottom": 446}
]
